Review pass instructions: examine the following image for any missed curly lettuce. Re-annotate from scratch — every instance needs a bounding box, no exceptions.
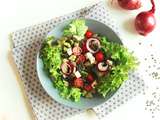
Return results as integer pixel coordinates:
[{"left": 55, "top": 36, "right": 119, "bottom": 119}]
[
  {"left": 40, "top": 36, "right": 81, "bottom": 102},
  {"left": 40, "top": 36, "right": 62, "bottom": 77},
  {"left": 63, "top": 19, "right": 88, "bottom": 40},
  {"left": 97, "top": 36, "right": 138, "bottom": 97}
]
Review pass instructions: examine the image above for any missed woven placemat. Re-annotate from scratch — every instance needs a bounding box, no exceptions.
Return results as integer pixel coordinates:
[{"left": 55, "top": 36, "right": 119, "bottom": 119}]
[{"left": 11, "top": 1, "right": 145, "bottom": 120}]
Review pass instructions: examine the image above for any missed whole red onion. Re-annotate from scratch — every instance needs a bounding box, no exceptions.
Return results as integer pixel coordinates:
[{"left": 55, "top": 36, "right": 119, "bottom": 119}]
[
  {"left": 135, "top": 0, "right": 156, "bottom": 36},
  {"left": 118, "top": 0, "right": 141, "bottom": 10}
]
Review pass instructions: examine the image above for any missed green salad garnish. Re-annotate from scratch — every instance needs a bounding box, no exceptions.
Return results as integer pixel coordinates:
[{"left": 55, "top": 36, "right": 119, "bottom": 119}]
[
  {"left": 63, "top": 19, "right": 88, "bottom": 40},
  {"left": 97, "top": 37, "right": 138, "bottom": 97},
  {"left": 40, "top": 36, "right": 81, "bottom": 102},
  {"left": 40, "top": 19, "right": 138, "bottom": 102}
]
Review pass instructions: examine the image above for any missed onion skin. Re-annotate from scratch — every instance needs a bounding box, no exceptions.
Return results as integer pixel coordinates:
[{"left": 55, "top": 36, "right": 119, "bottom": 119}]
[
  {"left": 118, "top": 0, "right": 141, "bottom": 10},
  {"left": 135, "top": 0, "right": 156, "bottom": 36},
  {"left": 135, "top": 12, "right": 156, "bottom": 36}
]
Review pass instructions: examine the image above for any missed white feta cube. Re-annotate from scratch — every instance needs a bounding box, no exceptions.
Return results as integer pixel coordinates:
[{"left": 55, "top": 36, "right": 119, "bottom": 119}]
[
  {"left": 90, "top": 57, "right": 95, "bottom": 64},
  {"left": 75, "top": 71, "right": 81, "bottom": 78},
  {"left": 85, "top": 52, "right": 93, "bottom": 59},
  {"left": 85, "top": 52, "right": 95, "bottom": 64},
  {"left": 67, "top": 48, "right": 72, "bottom": 56}
]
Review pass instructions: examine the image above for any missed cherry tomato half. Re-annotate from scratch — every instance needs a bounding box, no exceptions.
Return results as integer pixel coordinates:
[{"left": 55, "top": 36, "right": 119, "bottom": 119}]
[{"left": 85, "top": 30, "right": 93, "bottom": 38}]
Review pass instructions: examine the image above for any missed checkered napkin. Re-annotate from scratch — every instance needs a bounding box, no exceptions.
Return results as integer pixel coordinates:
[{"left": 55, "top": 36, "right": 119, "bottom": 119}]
[{"left": 11, "top": 1, "right": 145, "bottom": 120}]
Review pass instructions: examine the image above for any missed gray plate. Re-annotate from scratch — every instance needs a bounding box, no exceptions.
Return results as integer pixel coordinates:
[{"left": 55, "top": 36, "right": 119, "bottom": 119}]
[{"left": 36, "top": 19, "right": 122, "bottom": 109}]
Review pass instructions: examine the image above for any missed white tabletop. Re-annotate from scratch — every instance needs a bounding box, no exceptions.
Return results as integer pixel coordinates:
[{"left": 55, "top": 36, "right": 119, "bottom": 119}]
[{"left": 0, "top": 0, "right": 160, "bottom": 120}]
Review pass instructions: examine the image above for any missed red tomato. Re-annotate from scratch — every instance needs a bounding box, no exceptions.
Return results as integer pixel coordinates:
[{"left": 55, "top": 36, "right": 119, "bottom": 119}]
[
  {"left": 84, "top": 85, "right": 93, "bottom": 91},
  {"left": 95, "top": 51, "right": 104, "bottom": 62},
  {"left": 86, "top": 73, "right": 94, "bottom": 83},
  {"left": 77, "top": 55, "right": 86, "bottom": 64},
  {"left": 73, "top": 78, "right": 84, "bottom": 88},
  {"left": 81, "top": 41, "right": 88, "bottom": 53},
  {"left": 85, "top": 30, "right": 93, "bottom": 38}
]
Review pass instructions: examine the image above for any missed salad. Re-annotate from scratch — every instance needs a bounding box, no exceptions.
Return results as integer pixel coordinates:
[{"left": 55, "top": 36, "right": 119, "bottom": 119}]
[{"left": 40, "top": 19, "right": 138, "bottom": 102}]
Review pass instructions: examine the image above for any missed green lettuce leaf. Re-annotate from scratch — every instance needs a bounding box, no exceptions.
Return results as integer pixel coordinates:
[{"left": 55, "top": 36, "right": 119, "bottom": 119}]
[
  {"left": 96, "top": 36, "right": 138, "bottom": 97},
  {"left": 63, "top": 19, "right": 88, "bottom": 40},
  {"left": 40, "top": 36, "right": 81, "bottom": 102}
]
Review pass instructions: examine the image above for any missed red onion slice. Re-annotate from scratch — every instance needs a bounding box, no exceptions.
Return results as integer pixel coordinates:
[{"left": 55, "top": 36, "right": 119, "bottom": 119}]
[
  {"left": 86, "top": 38, "right": 100, "bottom": 53},
  {"left": 61, "top": 62, "right": 74, "bottom": 75},
  {"left": 97, "top": 62, "right": 108, "bottom": 72}
]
